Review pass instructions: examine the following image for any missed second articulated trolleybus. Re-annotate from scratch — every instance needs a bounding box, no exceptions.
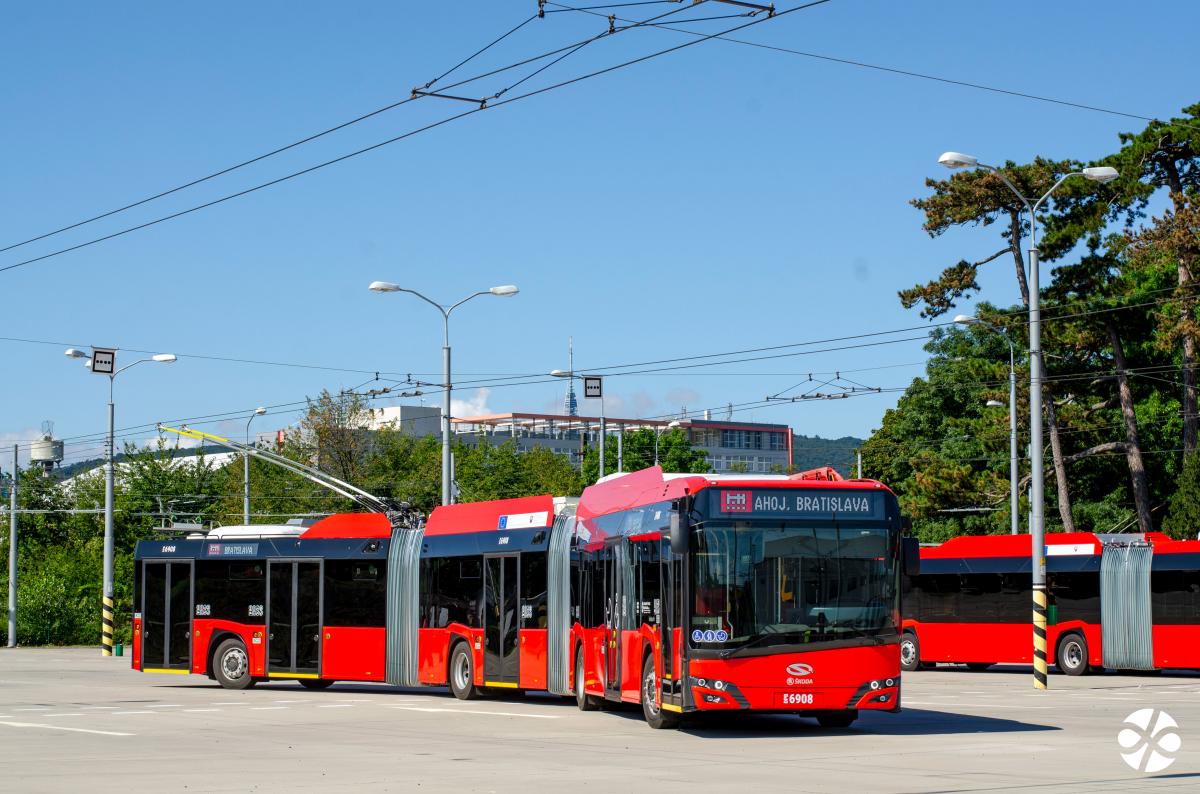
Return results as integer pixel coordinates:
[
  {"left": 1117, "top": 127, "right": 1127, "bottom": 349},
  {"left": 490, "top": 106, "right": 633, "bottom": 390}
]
[
  {"left": 901, "top": 532, "right": 1200, "bottom": 675},
  {"left": 134, "top": 465, "right": 914, "bottom": 728}
]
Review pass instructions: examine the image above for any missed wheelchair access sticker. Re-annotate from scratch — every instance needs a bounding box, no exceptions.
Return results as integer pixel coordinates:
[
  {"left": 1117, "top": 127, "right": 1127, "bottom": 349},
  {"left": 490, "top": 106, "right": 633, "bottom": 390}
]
[{"left": 691, "top": 629, "right": 729, "bottom": 643}]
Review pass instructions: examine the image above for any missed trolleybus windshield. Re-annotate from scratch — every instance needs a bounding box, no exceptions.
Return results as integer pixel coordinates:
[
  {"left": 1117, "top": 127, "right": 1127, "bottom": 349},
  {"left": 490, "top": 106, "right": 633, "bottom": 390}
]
[{"left": 690, "top": 521, "right": 897, "bottom": 655}]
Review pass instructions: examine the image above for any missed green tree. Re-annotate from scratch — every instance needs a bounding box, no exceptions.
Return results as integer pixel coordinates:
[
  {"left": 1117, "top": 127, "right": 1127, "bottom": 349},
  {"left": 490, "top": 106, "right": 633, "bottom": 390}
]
[
  {"left": 904, "top": 158, "right": 1081, "bottom": 531},
  {"left": 1163, "top": 452, "right": 1200, "bottom": 539},
  {"left": 581, "top": 428, "right": 709, "bottom": 484}
]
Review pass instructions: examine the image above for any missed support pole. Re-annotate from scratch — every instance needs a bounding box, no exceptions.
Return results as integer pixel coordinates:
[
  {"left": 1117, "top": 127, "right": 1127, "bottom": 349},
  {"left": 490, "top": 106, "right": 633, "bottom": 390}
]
[
  {"left": 102, "top": 391, "right": 115, "bottom": 657},
  {"left": 442, "top": 341, "right": 453, "bottom": 505},
  {"left": 7, "top": 445, "right": 17, "bottom": 647},
  {"left": 1028, "top": 242, "right": 1048, "bottom": 690},
  {"left": 617, "top": 427, "right": 623, "bottom": 473},
  {"left": 598, "top": 398, "right": 606, "bottom": 480},
  {"left": 1009, "top": 349, "right": 1019, "bottom": 536},
  {"left": 857, "top": 450, "right": 863, "bottom": 479}
]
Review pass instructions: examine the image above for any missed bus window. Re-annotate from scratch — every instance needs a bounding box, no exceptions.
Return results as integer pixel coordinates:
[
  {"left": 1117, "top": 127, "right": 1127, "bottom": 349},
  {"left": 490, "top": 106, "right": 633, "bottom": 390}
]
[{"left": 324, "top": 560, "right": 386, "bottom": 627}]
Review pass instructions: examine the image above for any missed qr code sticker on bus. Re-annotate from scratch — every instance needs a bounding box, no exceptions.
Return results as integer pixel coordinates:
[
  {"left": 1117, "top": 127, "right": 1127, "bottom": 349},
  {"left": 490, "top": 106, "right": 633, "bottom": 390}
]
[
  {"left": 195, "top": 603, "right": 211, "bottom": 617},
  {"left": 248, "top": 604, "right": 264, "bottom": 618}
]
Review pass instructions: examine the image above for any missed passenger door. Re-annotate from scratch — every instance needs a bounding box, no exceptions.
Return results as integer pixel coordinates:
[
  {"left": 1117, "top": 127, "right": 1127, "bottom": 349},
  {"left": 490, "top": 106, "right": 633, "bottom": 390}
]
[
  {"left": 267, "top": 560, "right": 323, "bottom": 677},
  {"left": 140, "top": 560, "right": 193, "bottom": 671},
  {"left": 483, "top": 554, "right": 520, "bottom": 687}
]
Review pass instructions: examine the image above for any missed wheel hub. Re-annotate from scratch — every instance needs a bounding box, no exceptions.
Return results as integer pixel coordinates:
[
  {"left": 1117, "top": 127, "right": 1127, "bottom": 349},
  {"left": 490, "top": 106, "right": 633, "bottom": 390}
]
[{"left": 222, "top": 648, "right": 247, "bottom": 680}]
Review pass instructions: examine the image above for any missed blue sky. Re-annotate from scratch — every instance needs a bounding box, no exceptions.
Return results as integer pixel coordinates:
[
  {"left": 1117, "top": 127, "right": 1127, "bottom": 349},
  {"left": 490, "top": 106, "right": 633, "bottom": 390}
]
[{"left": 1, "top": 1, "right": 1195, "bottom": 468}]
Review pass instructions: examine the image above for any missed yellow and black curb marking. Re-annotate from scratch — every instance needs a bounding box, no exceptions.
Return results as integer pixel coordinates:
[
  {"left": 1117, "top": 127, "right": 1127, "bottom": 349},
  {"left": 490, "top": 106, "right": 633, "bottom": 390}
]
[
  {"left": 102, "top": 595, "right": 114, "bottom": 656},
  {"left": 1032, "top": 586, "right": 1048, "bottom": 689}
]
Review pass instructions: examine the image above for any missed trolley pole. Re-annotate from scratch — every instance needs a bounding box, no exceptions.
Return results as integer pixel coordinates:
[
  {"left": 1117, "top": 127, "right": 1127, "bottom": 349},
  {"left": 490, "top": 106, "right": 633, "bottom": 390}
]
[{"left": 7, "top": 445, "right": 17, "bottom": 647}]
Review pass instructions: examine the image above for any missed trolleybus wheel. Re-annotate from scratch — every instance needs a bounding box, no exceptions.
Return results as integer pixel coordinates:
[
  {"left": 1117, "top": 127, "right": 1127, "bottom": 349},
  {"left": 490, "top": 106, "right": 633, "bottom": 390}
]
[
  {"left": 449, "top": 642, "right": 480, "bottom": 700},
  {"left": 900, "top": 632, "right": 921, "bottom": 672},
  {"left": 816, "top": 710, "right": 857, "bottom": 729},
  {"left": 965, "top": 662, "right": 993, "bottom": 672},
  {"left": 213, "top": 638, "right": 255, "bottom": 690},
  {"left": 1057, "top": 633, "right": 1090, "bottom": 676},
  {"left": 299, "top": 679, "right": 334, "bottom": 689},
  {"left": 641, "top": 656, "right": 678, "bottom": 730},
  {"left": 574, "top": 647, "right": 599, "bottom": 711}
]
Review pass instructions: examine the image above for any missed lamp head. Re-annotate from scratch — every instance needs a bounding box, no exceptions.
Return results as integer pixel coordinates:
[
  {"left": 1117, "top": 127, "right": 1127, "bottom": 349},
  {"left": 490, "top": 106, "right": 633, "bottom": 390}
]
[
  {"left": 549, "top": 369, "right": 570, "bottom": 378},
  {"left": 953, "top": 314, "right": 977, "bottom": 326},
  {"left": 938, "top": 151, "right": 979, "bottom": 170},
  {"left": 64, "top": 348, "right": 88, "bottom": 358},
  {"left": 369, "top": 281, "right": 401, "bottom": 293},
  {"left": 255, "top": 406, "right": 267, "bottom": 416},
  {"left": 667, "top": 420, "right": 681, "bottom": 428},
  {"left": 1082, "top": 166, "right": 1119, "bottom": 184},
  {"left": 152, "top": 354, "right": 177, "bottom": 363},
  {"left": 489, "top": 285, "right": 519, "bottom": 297},
  {"left": 986, "top": 399, "right": 1005, "bottom": 407}
]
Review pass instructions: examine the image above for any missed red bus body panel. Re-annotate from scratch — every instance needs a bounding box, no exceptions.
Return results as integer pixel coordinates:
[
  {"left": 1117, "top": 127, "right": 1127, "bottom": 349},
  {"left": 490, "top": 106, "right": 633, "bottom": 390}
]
[
  {"left": 519, "top": 629, "right": 548, "bottom": 690},
  {"left": 323, "top": 626, "right": 386, "bottom": 681}
]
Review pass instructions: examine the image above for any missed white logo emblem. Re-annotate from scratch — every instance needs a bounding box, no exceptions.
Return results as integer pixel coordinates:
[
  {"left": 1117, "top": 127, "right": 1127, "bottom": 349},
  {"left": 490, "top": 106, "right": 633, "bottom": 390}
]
[
  {"left": 1118, "top": 709, "right": 1181, "bottom": 773},
  {"left": 785, "top": 662, "right": 813, "bottom": 677}
]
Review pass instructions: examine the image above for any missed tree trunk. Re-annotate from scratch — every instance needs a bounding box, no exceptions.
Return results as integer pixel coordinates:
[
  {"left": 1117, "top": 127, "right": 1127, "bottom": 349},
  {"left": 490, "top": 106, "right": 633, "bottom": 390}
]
[
  {"left": 1164, "top": 161, "right": 1197, "bottom": 454},
  {"left": 1042, "top": 389, "right": 1076, "bottom": 533},
  {"left": 1009, "top": 210, "right": 1031, "bottom": 304},
  {"left": 1108, "top": 323, "right": 1154, "bottom": 533}
]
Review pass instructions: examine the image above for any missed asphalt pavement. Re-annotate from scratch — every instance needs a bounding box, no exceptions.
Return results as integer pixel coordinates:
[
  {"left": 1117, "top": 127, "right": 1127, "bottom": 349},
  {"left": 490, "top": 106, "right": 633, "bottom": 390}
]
[{"left": 1, "top": 648, "right": 1196, "bottom": 792}]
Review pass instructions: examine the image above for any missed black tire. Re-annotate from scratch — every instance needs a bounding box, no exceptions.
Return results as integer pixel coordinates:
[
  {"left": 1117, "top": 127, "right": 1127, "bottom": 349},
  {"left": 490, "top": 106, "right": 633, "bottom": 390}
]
[
  {"left": 574, "top": 647, "right": 599, "bottom": 711},
  {"left": 212, "top": 638, "right": 255, "bottom": 690},
  {"left": 299, "top": 679, "right": 334, "bottom": 689},
  {"left": 816, "top": 710, "right": 857, "bottom": 729},
  {"left": 965, "top": 662, "right": 993, "bottom": 672},
  {"left": 449, "top": 642, "right": 480, "bottom": 700},
  {"left": 1057, "top": 632, "right": 1090, "bottom": 676},
  {"left": 640, "top": 655, "right": 678, "bottom": 730},
  {"left": 900, "top": 632, "right": 920, "bottom": 672}
]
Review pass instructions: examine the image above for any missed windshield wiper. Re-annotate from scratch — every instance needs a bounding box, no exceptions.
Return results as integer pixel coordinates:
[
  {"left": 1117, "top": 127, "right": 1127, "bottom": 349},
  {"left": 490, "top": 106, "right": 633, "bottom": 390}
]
[{"left": 720, "top": 626, "right": 793, "bottom": 659}]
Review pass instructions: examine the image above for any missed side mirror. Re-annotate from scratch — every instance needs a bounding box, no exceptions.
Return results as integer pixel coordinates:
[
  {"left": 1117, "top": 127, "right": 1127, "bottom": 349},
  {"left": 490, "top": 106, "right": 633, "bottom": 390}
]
[
  {"left": 901, "top": 536, "right": 920, "bottom": 577},
  {"left": 669, "top": 510, "right": 689, "bottom": 555}
]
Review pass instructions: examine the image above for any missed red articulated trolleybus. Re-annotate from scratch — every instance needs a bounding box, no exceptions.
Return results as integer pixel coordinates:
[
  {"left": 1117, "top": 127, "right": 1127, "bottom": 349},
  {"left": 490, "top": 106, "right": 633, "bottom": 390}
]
[
  {"left": 134, "top": 465, "right": 915, "bottom": 729},
  {"left": 900, "top": 532, "right": 1200, "bottom": 675}
]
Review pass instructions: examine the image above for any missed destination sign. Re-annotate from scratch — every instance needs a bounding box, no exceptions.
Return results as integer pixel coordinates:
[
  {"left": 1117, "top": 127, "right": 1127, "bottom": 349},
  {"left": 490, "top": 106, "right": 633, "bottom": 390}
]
[
  {"left": 707, "top": 488, "right": 885, "bottom": 521},
  {"left": 206, "top": 542, "right": 259, "bottom": 557}
]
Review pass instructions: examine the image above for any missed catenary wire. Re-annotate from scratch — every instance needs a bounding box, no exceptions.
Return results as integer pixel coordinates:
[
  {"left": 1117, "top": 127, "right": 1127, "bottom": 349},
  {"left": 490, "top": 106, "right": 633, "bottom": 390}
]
[{"left": 0, "top": 0, "right": 831, "bottom": 276}]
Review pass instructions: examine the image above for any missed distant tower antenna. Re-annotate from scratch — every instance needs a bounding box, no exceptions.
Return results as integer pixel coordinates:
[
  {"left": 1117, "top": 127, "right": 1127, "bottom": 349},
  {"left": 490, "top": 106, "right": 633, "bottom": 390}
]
[
  {"left": 725, "top": 402, "right": 733, "bottom": 420},
  {"left": 564, "top": 337, "right": 579, "bottom": 417}
]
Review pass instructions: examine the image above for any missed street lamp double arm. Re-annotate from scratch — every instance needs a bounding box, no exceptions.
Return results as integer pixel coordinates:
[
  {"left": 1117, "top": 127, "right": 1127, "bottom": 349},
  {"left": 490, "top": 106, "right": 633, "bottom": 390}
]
[
  {"left": 939, "top": 152, "right": 1117, "bottom": 691},
  {"left": 654, "top": 420, "right": 682, "bottom": 466},
  {"left": 369, "top": 282, "right": 518, "bottom": 506},
  {"left": 65, "top": 347, "right": 175, "bottom": 657},
  {"left": 244, "top": 407, "right": 267, "bottom": 525}
]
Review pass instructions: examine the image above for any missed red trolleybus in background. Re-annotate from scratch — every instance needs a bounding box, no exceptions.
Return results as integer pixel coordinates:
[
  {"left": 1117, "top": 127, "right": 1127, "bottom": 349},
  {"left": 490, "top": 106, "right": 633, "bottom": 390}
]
[
  {"left": 134, "top": 465, "right": 914, "bottom": 729},
  {"left": 900, "top": 532, "right": 1200, "bottom": 675}
]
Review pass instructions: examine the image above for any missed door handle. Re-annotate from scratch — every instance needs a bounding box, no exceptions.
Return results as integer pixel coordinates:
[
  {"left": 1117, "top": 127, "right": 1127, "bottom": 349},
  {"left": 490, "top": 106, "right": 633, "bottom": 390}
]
[{"left": 269, "top": 633, "right": 274, "bottom": 640}]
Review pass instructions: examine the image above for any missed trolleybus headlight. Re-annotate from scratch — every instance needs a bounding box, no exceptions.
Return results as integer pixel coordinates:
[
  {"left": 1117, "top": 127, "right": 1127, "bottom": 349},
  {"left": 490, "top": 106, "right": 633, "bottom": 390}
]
[
  {"left": 714, "top": 680, "right": 725, "bottom": 691},
  {"left": 885, "top": 678, "right": 894, "bottom": 687},
  {"left": 870, "top": 680, "right": 881, "bottom": 690}
]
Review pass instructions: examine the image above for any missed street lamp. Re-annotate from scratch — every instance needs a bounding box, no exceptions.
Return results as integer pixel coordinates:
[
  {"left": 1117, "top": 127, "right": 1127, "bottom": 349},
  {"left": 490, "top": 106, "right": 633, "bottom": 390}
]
[
  {"left": 654, "top": 420, "right": 682, "bottom": 466},
  {"left": 369, "top": 281, "right": 518, "bottom": 506},
  {"left": 940, "top": 153, "right": 1118, "bottom": 691},
  {"left": 66, "top": 346, "right": 176, "bottom": 657},
  {"left": 955, "top": 315, "right": 1019, "bottom": 537},
  {"left": 244, "top": 407, "right": 267, "bottom": 525}
]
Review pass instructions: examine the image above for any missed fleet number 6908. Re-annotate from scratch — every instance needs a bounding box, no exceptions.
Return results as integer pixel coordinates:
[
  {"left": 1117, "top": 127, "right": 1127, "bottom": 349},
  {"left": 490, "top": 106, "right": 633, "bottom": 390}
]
[{"left": 782, "top": 692, "right": 814, "bottom": 705}]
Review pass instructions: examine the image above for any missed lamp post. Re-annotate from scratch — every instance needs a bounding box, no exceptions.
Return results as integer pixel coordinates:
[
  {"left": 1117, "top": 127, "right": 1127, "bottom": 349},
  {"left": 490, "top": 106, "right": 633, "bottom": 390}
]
[
  {"left": 654, "top": 420, "right": 682, "bottom": 466},
  {"left": 244, "top": 407, "right": 267, "bottom": 525},
  {"left": 7, "top": 444, "right": 16, "bottom": 647},
  {"left": 955, "top": 315, "right": 1019, "bottom": 536},
  {"left": 938, "top": 153, "right": 1117, "bottom": 690},
  {"left": 66, "top": 347, "right": 176, "bottom": 656},
  {"left": 369, "top": 282, "right": 518, "bottom": 506}
]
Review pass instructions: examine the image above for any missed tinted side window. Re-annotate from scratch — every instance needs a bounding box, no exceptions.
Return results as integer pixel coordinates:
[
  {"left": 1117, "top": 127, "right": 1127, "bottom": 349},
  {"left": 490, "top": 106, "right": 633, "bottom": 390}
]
[
  {"left": 324, "top": 560, "right": 387, "bottom": 627},
  {"left": 1152, "top": 568, "right": 1200, "bottom": 625},
  {"left": 425, "top": 555, "right": 481, "bottom": 628},
  {"left": 521, "top": 552, "right": 547, "bottom": 629},
  {"left": 635, "top": 540, "right": 660, "bottom": 626},
  {"left": 1050, "top": 571, "right": 1100, "bottom": 625},
  {"left": 916, "top": 574, "right": 960, "bottom": 622},
  {"left": 195, "top": 560, "right": 265, "bottom": 622}
]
